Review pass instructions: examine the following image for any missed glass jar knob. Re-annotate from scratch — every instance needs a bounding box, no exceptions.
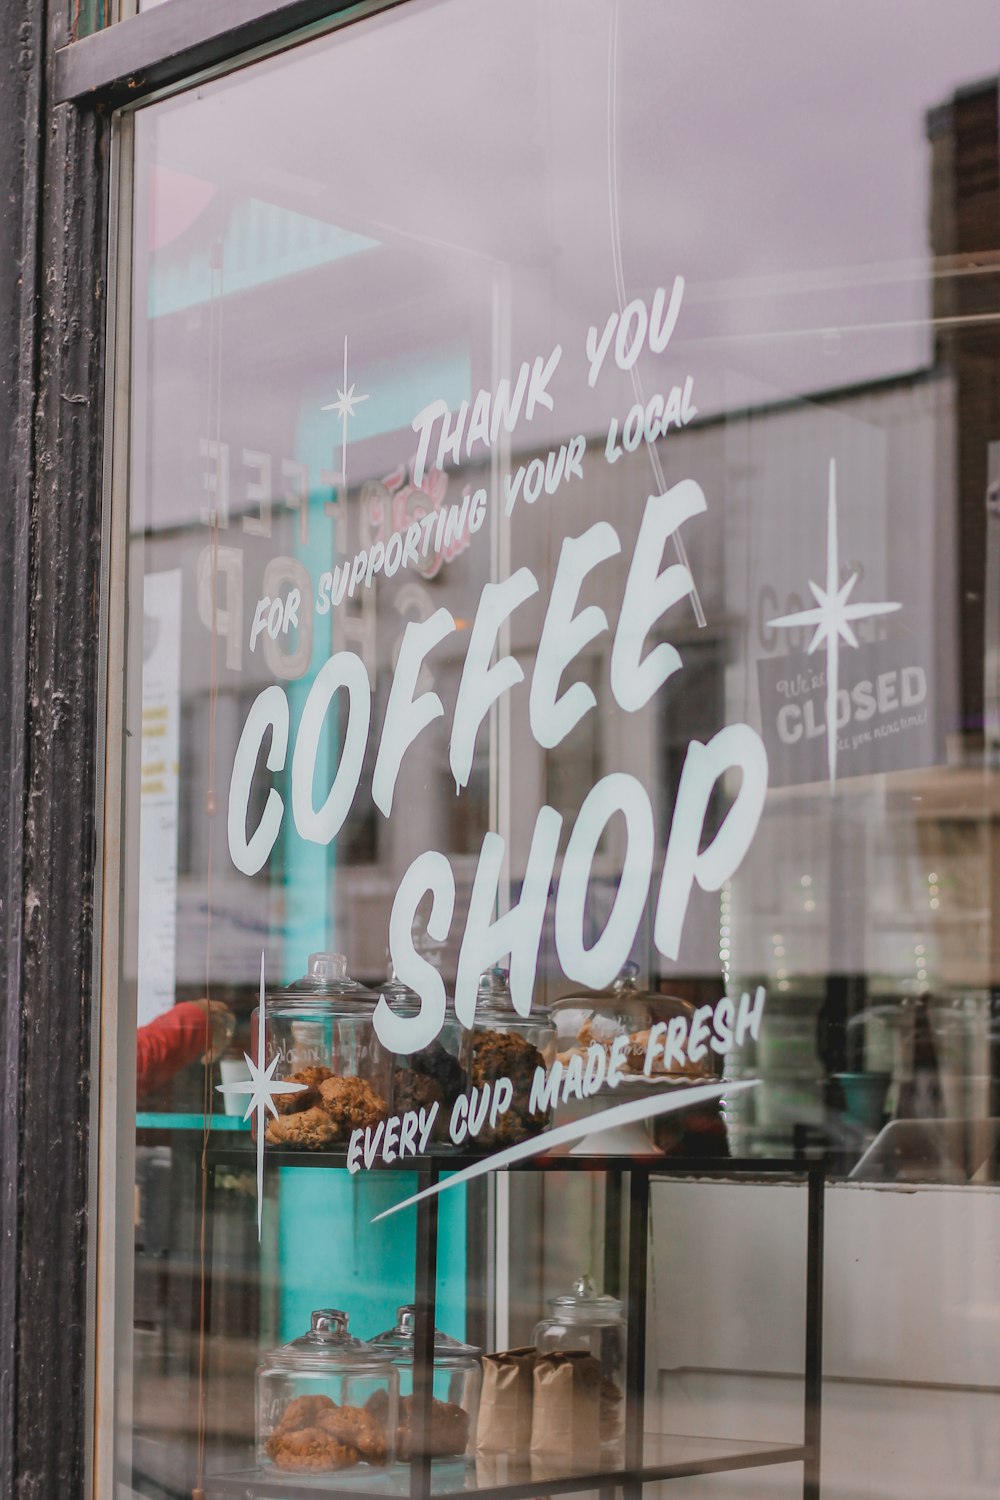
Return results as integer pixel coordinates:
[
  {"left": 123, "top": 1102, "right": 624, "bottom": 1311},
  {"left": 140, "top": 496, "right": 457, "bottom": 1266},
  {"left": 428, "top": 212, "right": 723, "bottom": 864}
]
[
  {"left": 311, "top": 1309, "right": 349, "bottom": 1337},
  {"left": 610, "top": 962, "right": 640, "bottom": 993},
  {"left": 308, "top": 953, "right": 348, "bottom": 982}
]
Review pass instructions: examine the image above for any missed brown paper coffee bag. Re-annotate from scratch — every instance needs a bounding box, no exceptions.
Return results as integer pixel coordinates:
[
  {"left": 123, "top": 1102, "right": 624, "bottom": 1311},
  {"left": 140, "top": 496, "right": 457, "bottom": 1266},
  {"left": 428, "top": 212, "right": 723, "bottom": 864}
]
[
  {"left": 530, "top": 1350, "right": 602, "bottom": 1473},
  {"left": 475, "top": 1347, "right": 536, "bottom": 1454}
]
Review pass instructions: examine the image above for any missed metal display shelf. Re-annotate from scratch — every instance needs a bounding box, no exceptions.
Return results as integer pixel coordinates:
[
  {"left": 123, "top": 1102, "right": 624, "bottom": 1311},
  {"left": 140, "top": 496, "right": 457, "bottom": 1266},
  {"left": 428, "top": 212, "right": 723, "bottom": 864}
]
[{"left": 201, "top": 1150, "right": 824, "bottom": 1500}]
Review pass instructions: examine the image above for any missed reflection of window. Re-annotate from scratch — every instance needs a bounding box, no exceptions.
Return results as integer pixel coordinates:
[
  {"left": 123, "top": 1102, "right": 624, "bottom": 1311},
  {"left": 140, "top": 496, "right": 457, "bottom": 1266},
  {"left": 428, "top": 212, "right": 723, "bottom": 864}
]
[
  {"left": 443, "top": 755, "right": 490, "bottom": 857},
  {"left": 176, "top": 696, "right": 200, "bottom": 877},
  {"left": 544, "top": 655, "right": 603, "bottom": 828},
  {"left": 178, "top": 689, "right": 276, "bottom": 877},
  {"left": 431, "top": 661, "right": 490, "bottom": 857},
  {"left": 658, "top": 635, "right": 726, "bottom": 839},
  {"left": 337, "top": 735, "right": 379, "bottom": 866}
]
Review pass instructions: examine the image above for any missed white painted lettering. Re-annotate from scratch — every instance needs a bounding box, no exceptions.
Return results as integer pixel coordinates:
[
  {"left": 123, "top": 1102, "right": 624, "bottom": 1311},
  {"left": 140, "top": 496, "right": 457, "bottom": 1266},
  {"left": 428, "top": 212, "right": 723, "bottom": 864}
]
[
  {"left": 654, "top": 724, "right": 768, "bottom": 960},
  {"left": 373, "top": 608, "right": 456, "bottom": 816},
  {"left": 291, "top": 653, "right": 371, "bottom": 846},
  {"left": 611, "top": 479, "right": 707, "bottom": 712},
  {"left": 455, "top": 808, "right": 562, "bottom": 1024},
  {"left": 375, "top": 850, "right": 455, "bottom": 1053},
  {"left": 556, "top": 773, "right": 653, "bottom": 988},
  {"left": 450, "top": 568, "right": 539, "bottom": 791},
  {"left": 227, "top": 685, "right": 288, "bottom": 875},
  {"left": 736, "top": 986, "right": 766, "bottom": 1046}
]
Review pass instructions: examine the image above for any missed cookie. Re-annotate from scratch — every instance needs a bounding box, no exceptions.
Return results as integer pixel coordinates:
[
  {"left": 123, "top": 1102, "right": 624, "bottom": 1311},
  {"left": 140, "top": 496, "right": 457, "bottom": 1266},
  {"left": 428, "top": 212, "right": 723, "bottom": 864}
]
[
  {"left": 265, "top": 1105, "right": 339, "bottom": 1149},
  {"left": 393, "top": 1070, "right": 445, "bottom": 1119},
  {"left": 274, "top": 1065, "right": 334, "bottom": 1114},
  {"left": 317, "top": 1076, "right": 388, "bottom": 1132},
  {"left": 471, "top": 1029, "right": 547, "bottom": 1146},
  {"left": 275, "top": 1393, "right": 336, "bottom": 1433},
  {"left": 319, "top": 1403, "right": 389, "bottom": 1464},
  {"left": 267, "top": 1425, "right": 358, "bottom": 1472},
  {"left": 397, "top": 1395, "right": 469, "bottom": 1460}
]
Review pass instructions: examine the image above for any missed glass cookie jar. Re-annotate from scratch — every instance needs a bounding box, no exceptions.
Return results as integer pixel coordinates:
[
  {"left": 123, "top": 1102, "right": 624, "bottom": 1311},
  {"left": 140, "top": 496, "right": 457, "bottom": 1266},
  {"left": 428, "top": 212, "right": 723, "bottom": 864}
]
[
  {"left": 257, "top": 1309, "right": 399, "bottom": 1473},
  {"left": 369, "top": 1305, "right": 481, "bottom": 1461},
  {"left": 551, "top": 963, "right": 712, "bottom": 1080},
  {"left": 381, "top": 962, "right": 469, "bottom": 1148},
  {"left": 533, "top": 1276, "right": 626, "bottom": 1466},
  {"left": 468, "top": 966, "right": 556, "bottom": 1150},
  {"left": 254, "top": 952, "right": 392, "bottom": 1151},
  {"left": 549, "top": 965, "right": 714, "bottom": 1151}
]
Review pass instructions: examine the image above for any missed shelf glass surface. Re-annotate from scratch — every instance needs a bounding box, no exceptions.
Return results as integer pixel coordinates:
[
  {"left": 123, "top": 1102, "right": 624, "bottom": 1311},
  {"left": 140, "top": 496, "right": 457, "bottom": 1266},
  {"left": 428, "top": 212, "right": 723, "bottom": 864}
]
[{"left": 205, "top": 1433, "right": 806, "bottom": 1498}]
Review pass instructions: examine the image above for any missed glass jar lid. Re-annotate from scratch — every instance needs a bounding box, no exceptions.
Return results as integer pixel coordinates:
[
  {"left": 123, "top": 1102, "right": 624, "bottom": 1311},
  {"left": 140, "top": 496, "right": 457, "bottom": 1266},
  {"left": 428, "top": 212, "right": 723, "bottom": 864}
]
[
  {"left": 381, "top": 964, "right": 413, "bottom": 1010},
  {"left": 381, "top": 959, "right": 461, "bottom": 1023},
  {"left": 270, "top": 952, "right": 379, "bottom": 1013},
  {"left": 369, "top": 1305, "right": 480, "bottom": 1363},
  {"left": 263, "top": 1309, "right": 397, "bottom": 1373},
  {"left": 383, "top": 959, "right": 431, "bottom": 1014},
  {"left": 552, "top": 961, "right": 646, "bottom": 1011},
  {"left": 474, "top": 965, "right": 550, "bottom": 1024},
  {"left": 546, "top": 1275, "right": 623, "bottom": 1323},
  {"left": 551, "top": 963, "right": 704, "bottom": 1043},
  {"left": 608, "top": 961, "right": 640, "bottom": 996},
  {"left": 550, "top": 962, "right": 653, "bottom": 1037}
]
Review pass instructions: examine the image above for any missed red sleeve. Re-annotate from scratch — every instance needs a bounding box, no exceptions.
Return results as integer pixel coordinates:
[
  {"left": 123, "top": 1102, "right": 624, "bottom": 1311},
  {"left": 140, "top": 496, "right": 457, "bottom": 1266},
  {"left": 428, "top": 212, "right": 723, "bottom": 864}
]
[{"left": 136, "top": 1002, "right": 212, "bottom": 1099}]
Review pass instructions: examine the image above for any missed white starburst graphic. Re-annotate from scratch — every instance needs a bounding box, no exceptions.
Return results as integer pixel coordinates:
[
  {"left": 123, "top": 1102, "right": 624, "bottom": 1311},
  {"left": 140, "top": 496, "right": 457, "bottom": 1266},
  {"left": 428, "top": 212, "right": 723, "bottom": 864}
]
[
  {"left": 322, "top": 335, "right": 369, "bottom": 498},
  {"left": 216, "top": 952, "right": 306, "bottom": 1240},
  {"left": 768, "top": 458, "right": 901, "bottom": 789}
]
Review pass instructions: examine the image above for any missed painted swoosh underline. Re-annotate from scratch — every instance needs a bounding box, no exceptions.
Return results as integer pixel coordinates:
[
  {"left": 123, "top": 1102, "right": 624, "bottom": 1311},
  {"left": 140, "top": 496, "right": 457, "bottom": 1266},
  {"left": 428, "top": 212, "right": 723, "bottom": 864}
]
[{"left": 371, "top": 1078, "right": 758, "bottom": 1221}]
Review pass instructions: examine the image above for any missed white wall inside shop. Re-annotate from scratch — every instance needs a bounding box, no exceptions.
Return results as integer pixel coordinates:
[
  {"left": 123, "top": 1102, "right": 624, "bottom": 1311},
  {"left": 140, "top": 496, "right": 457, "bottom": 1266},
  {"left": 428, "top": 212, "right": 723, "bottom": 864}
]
[{"left": 648, "top": 1179, "right": 1000, "bottom": 1499}]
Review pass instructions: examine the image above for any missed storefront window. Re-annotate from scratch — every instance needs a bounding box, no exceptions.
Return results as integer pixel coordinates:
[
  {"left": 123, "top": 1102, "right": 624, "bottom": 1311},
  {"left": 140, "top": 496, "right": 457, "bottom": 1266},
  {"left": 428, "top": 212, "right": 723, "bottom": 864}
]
[{"left": 101, "top": 3, "right": 1000, "bottom": 1496}]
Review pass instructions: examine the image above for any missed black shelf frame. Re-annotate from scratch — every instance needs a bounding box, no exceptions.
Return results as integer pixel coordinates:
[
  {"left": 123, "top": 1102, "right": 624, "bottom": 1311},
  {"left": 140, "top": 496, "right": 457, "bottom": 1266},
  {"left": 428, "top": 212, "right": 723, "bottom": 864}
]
[{"left": 198, "top": 1150, "right": 823, "bottom": 1500}]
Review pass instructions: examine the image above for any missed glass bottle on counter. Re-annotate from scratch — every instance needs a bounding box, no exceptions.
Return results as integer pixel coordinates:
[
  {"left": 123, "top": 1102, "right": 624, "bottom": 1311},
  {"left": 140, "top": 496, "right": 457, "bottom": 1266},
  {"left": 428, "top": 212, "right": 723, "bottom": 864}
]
[
  {"left": 253, "top": 952, "right": 391, "bottom": 1151},
  {"left": 532, "top": 1275, "right": 626, "bottom": 1467},
  {"left": 468, "top": 966, "right": 556, "bottom": 1149},
  {"left": 369, "top": 1304, "right": 481, "bottom": 1462},
  {"left": 381, "top": 959, "right": 469, "bottom": 1148},
  {"left": 257, "top": 1309, "right": 399, "bottom": 1473}
]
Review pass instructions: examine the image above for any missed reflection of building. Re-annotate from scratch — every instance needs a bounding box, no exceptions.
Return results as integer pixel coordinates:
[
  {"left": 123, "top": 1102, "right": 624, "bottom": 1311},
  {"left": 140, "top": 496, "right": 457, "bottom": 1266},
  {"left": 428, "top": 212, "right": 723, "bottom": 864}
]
[
  {"left": 149, "top": 365, "right": 955, "bottom": 1001},
  {"left": 926, "top": 76, "right": 1000, "bottom": 1117},
  {"left": 927, "top": 75, "right": 1000, "bottom": 739},
  {"left": 136, "top": 87, "right": 1000, "bottom": 1152}
]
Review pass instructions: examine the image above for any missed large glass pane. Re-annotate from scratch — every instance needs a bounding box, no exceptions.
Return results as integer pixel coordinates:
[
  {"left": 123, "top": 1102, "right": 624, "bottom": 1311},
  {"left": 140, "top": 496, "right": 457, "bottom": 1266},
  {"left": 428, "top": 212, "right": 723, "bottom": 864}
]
[{"left": 104, "top": 4, "right": 1000, "bottom": 1498}]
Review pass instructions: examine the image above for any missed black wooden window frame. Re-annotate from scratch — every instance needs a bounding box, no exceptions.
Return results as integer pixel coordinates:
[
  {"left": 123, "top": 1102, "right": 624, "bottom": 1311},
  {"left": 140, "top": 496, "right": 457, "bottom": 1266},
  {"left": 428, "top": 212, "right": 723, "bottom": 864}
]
[
  {"left": 0, "top": 1, "right": 408, "bottom": 1494},
  {"left": 57, "top": 0, "right": 413, "bottom": 104}
]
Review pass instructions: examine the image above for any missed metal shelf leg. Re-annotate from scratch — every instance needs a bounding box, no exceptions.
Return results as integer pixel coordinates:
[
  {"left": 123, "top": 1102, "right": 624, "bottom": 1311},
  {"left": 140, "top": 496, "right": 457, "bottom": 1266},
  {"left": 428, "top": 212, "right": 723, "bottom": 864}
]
[{"left": 803, "top": 1163, "right": 824, "bottom": 1500}]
